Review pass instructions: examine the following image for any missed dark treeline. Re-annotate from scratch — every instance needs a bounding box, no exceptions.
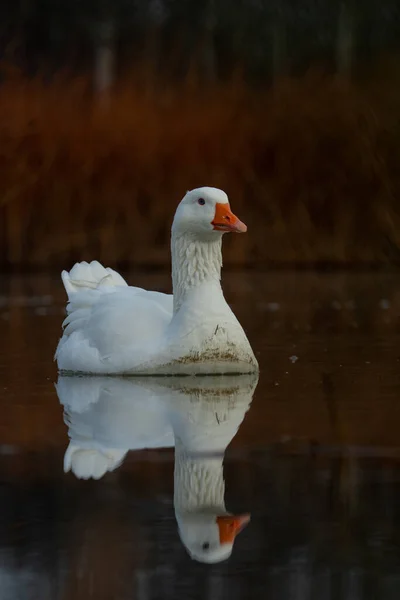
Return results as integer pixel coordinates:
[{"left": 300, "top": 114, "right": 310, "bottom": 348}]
[{"left": 1, "top": 0, "right": 400, "bottom": 87}]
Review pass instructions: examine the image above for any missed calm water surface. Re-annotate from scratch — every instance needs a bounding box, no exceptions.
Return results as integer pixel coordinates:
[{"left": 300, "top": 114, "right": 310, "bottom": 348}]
[{"left": 0, "top": 271, "right": 399, "bottom": 600}]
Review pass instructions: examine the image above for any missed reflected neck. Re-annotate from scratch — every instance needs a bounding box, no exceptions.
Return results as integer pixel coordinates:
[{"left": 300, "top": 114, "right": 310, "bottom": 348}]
[
  {"left": 174, "top": 443, "right": 226, "bottom": 513},
  {"left": 171, "top": 231, "right": 223, "bottom": 313}
]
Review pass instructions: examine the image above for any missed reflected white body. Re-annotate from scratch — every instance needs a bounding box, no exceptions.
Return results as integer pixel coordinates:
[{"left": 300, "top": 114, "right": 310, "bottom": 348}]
[{"left": 57, "top": 374, "right": 258, "bottom": 563}]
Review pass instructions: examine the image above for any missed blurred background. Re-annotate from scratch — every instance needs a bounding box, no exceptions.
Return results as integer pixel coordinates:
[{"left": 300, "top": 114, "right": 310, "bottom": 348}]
[{"left": 1, "top": 0, "right": 400, "bottom": 270}]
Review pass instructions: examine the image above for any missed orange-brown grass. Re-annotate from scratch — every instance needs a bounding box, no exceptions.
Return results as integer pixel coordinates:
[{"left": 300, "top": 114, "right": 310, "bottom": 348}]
[{"left": 0, "top": 66, "right": 399, "bottom": 270}]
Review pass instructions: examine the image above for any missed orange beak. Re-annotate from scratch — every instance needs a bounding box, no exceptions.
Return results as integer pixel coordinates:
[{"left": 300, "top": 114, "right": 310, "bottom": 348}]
[
  {"left": 217, "top": 514, "right": 251, "bottom": 544},
  {"left": 211, "top": 203, "right": 247, "bottom": 233}
]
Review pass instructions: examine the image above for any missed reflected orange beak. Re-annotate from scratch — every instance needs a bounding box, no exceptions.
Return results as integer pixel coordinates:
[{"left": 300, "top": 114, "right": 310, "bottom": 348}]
[
  {"left": 211, "top": 203, "right": 247, "bottom": 233},
  {"left": 217, "top": 514, "right": 251, "bottom": 544}
]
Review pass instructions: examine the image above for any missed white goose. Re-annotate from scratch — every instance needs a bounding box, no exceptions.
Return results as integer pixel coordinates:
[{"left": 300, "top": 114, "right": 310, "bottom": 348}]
[
  {"left": 55, "top": 187, "right": 258, "bottom": 375},
  {"left": 57, "top": 374, "right": 258, "bottom": 563}
]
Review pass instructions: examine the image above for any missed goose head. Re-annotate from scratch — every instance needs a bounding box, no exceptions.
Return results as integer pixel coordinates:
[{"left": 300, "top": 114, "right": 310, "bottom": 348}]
[
  {"left": 177, "top": 512, "right": 250, "bottom": 564},
  {"left": 172, "top": 187, "right": 247, "bottom": 238},
  {"left": 170, "top": 187, "right": 249, "bottom": 312}
]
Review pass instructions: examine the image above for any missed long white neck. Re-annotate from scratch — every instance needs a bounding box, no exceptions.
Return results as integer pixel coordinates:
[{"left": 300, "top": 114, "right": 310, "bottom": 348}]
[
  {"left": 171, "top": 231, "right": 223, "bottom": 313},
  {"left": 173, "top": 440, "right": 227, "bottom": 514}
]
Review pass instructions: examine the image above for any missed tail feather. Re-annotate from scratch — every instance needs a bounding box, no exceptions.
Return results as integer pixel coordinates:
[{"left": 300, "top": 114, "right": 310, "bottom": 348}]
[
  {"left": 64, "top": 444, "right": 126, "bottom": 479},
  {"left": 59, "top": 260, "right": 128, "bottom": 340},
  {"left": 62, "top": 260, "right": 127, "bottom": 298}
]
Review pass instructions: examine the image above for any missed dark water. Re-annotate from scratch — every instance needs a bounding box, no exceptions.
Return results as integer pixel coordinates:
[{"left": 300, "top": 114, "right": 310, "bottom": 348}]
[{"left": 0, "top": 272, "right": 399, "bottom": 599}]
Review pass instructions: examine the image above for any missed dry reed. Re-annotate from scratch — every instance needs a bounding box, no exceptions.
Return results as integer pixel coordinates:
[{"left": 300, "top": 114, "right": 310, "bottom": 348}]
[{"left": 0, "top": 64, "right": 400, "bottom": 270}]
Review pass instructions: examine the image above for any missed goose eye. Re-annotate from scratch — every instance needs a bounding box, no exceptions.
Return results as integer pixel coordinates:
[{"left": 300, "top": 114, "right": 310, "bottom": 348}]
[
  {"left": 202, "top": 542, "right": 210, "bottom": 550},
  {"left": 198, "top": 198, "right": 205, "bottom": 206}
]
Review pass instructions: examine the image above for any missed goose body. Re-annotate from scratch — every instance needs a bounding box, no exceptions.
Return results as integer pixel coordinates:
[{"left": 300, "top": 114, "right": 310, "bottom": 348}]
[
  {"left": 55, "top": 187, "right": 258, "bottom": 375},
  {"left": 57, "top": 374, "right": 258, "bottom": 563}
]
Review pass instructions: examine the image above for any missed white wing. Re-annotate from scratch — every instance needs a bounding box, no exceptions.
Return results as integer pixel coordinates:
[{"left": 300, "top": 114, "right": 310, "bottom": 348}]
[{"left": 55, "top": 260, "right": 173, "bottom": 372}]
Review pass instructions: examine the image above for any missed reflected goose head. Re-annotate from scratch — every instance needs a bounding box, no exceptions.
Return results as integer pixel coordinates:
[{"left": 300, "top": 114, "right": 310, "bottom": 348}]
[
  {"left": 172, "top": 187, "right": 247, "bottom": 237},
  {"left": 177, "top": 513, "right": 250, "bottom": 564}
]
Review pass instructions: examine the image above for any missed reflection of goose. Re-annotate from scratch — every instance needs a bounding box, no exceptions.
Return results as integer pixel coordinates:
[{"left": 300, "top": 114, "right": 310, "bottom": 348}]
[
  {"left": 57, "top": 374, "right": 258, "bottom": 563},
  {"left": 57, "top": 377, "right": 174, "bottom": 480}
]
